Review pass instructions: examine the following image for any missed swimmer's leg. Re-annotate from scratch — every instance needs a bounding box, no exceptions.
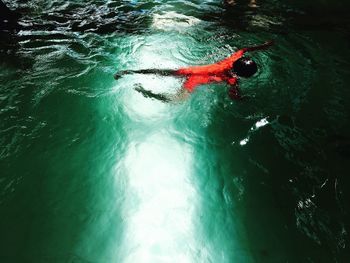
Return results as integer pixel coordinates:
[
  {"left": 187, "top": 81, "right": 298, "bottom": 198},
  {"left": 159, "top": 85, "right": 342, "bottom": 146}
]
[
  {"left": 114, "top": 69, "right": 176, "bottom": 80},
  {"left": 134, "top": 84, "right": 189, "bottom": 103},
  {"left": 134, "top": 84, "right": 171, "bottom": 102}
]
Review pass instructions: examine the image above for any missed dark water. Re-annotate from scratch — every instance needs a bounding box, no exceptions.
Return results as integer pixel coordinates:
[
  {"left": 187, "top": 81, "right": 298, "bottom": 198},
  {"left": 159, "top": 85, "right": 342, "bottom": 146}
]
[{"left": 1, "top": 0, "right": 350, "bottom": 262}]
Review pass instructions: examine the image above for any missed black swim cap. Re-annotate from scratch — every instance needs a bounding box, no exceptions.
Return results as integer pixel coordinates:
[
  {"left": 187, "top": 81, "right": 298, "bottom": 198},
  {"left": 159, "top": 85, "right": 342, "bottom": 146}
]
[{"left": 232, "top": 57, "right": 257, "bottom": 78}]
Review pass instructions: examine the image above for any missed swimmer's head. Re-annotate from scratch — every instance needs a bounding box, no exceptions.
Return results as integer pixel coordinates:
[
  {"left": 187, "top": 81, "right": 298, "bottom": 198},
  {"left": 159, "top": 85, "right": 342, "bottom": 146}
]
[{"left": 232, "top": 57, "right": 257, "bottom": 78}]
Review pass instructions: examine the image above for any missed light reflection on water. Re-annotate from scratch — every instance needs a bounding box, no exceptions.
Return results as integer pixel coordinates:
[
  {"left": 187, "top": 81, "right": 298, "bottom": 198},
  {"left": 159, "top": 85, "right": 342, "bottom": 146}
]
[{"left": 119, "top": 131, "right": 197, "bottom": 262}]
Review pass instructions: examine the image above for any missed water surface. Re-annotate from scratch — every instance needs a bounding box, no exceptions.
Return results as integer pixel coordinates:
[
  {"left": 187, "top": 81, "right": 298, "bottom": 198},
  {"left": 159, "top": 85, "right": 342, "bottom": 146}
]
[{"left": 1, "top": 0, "right": 350, "bottom": 262}]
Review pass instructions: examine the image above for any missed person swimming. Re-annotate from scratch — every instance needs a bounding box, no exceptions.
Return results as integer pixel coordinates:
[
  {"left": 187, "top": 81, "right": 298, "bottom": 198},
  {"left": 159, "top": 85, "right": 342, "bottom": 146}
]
[{"left": 114, "top": 40, "right": 273, "bottom": 102}]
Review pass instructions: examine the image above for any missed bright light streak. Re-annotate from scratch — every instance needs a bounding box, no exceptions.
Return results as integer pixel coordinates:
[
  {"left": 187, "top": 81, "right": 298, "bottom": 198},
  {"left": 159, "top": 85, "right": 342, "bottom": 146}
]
[{"left": 119, "top": 132, "right": 197, "bottom": 263}]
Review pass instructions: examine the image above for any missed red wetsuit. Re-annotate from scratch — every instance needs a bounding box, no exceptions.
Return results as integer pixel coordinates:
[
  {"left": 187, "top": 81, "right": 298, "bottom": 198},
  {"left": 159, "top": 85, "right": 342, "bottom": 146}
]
[{"left": 175, "top": 49, "right": 246, "bottom": 92}]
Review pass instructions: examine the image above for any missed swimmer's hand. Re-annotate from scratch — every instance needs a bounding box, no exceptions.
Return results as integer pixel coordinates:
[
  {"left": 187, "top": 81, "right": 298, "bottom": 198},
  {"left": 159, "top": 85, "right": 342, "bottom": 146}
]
[
  {"left": 262, "top": 40, "right": 274, "bottom": 48},
  {"left": 244, "top": 40, "right": 274, "bottom": 52},
  {"left": 228, "top": 84, "right": 255, "bottom": 101},
  {"left": 228, "top": 87, "right": 241, "bottom": 100}
]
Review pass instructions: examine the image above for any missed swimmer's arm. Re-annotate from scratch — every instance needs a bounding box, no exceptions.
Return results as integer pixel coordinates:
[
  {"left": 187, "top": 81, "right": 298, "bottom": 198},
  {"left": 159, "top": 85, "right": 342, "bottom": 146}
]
[
  {"left": 177, "top": 41, "right": 274, "bottom": 75},
  {"left": 226, "top": 77, "right": 242, "bottom": 100},
  {"left": 134, "top": 84, "right": 190, "bottom": 103},
  {"left": 224, "top": 40, "right": 274, "bottom": 65},
  {"left": 227, "top": 80, "right": 254, "bottom": 101},
  {"left": 114, "top": 69, "right": 176, "bottom": 80},
  {"left": 242, "top": 40, "right": 274, "bottom": 52},
  {"left": 220, "top": 40, "right": 274, "bottom": 67}
]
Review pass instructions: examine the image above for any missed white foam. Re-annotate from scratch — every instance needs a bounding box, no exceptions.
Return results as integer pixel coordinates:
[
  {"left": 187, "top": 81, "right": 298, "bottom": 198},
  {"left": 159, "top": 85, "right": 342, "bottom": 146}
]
[{"left": 152, "top": 11, "right": 201, "bottom": 31}]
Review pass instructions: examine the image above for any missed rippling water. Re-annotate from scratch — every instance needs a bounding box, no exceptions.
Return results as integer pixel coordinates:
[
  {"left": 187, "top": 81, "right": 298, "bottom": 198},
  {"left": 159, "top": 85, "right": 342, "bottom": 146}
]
[{"left": 1, "top": 0, "right": 350, "bottom": 262}]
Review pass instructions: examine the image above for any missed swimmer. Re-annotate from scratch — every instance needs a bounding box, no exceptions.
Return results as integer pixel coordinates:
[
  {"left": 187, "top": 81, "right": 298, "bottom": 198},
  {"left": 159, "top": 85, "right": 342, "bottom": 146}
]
[{"left": 114, "top": 40, "right": 273, "bottom": 102}]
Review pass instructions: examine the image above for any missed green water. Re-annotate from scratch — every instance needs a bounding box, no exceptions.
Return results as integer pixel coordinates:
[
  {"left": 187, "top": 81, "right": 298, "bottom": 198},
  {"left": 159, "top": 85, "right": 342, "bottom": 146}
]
[{"left": 1, "top": 0, "right": 350, "bottom": 262}]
